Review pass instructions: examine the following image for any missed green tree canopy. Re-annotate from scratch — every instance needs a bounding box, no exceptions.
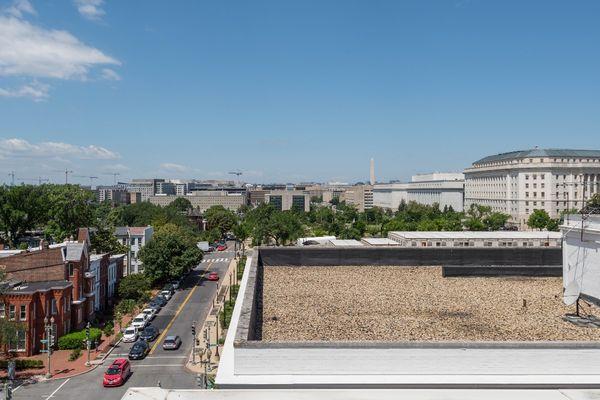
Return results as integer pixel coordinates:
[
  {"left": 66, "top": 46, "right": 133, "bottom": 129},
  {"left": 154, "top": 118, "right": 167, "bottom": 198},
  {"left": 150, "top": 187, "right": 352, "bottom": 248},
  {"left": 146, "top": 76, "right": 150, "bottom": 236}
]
[
  {"left": 203, "top": 205, "right": 237, "bottom": 238},
  {"left": 0, "top": 185, "right": 46, "bottom": 247},
  {"left": 139, "top": 224, "right": 203, "bottom": 284},
  {"left": 118, "top": 274, "right": 151, "bottom": 301},
  {"left": 528, "top": 209, "right": 552, "bottom": 230}
]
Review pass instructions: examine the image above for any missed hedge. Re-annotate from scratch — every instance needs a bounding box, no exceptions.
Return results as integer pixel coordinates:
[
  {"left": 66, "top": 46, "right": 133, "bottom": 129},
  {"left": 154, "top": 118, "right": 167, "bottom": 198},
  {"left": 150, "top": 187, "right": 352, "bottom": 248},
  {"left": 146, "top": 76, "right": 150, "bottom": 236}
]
[
  {"left": 58, "top": 327, "right": 102, "bottom": 350},
  {"left": 0, "top": 359, "right": 44, "bottom": 369}
]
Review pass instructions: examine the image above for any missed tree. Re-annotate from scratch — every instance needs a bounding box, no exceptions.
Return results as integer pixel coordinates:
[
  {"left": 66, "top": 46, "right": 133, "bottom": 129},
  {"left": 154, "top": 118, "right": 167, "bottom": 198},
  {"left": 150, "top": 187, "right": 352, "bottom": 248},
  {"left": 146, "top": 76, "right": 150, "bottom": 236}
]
[
  {"left": 90, "top": 226, "right": 127, "bottom": 254},
  {"left": 139, "top": 224, "right": 203, "bottom": 284},
  {"left": 232, "top": 220, "right": 251, "bottom": 254},
  {"left": 483, "top": 212, "right": 510, "bottom": 231},
  {"left": 203, "top": 205, "right": 237, "bottom": 238},
  {"left": 0, "top": 185, "right": 46, "bottom": 247},
  {"left": 169, "top": 197, "right": 193, "bottom": 212},
  {"left": 464, "top": 204, "right": 491, "bottom": 231},
  {"left": 587, "top": 194, "right": 600, "bottom": 213},
  {"left": 267, "top": 211, "right": 305, "bottom": 246},
  {"left": 118, "top": 274, "right": 151, "bottom": 301},
  {"left": 528, "top": 209, "right": 552, "bottom": 230},
  {"left": 0, "top": 270, "right": 25, "bottom": 353},
  {"left": 44, "top": 185, "right": 96, "bottom": 242}
]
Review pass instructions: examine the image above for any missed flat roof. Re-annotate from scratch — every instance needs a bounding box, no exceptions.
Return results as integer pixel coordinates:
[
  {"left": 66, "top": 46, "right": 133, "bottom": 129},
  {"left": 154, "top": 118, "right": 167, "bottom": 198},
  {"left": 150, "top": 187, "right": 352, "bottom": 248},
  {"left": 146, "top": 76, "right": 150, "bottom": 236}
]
[
  {"left": 361, "top": 238, "right": 398, "bottom": 246},
  {"left": 329, "top": 239, "right": 364, "bottom": 246},
  {"left": 261, "top": 266, "right": 596, "bottom": 342},
  {"left": 3, "top": 280, "right": 72, "bottom": 294},
  {"left": 389, "top": 231, "right": 562, "bottom": 240}
]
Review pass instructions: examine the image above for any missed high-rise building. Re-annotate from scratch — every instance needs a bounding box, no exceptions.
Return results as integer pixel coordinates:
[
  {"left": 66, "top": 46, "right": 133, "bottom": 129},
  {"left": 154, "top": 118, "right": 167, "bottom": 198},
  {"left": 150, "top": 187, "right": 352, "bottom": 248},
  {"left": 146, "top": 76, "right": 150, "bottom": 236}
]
[
  {"left": 464, "top": 148, "right": 600, "bottom": 228},
  {"left": 265, "top": 190, "right": 310, "bottom": 212},
  {"left": 127, "top": 179, "right": 165, "bottom": 201}
]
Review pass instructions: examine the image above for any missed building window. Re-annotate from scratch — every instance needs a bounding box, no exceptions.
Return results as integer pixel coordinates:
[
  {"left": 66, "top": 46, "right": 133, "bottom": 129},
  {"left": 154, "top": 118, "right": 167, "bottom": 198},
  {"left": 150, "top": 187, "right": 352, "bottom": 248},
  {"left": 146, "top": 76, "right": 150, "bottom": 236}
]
[
  {"left": 8, "top": 330, "right": 26, "bottom": 352},
  {"left": 0, "top": 303, "right": 4, "bottom": 318},
  {"left": 51, "top": 299, "right": 57, "bottom": 315},
  {"left": 19, "top": 305, "right": 26, "bottom": 321},
  {"left": 525, "top": 183, "right": 529, "bottom": 188},
  {"left": 9, "top": 305, "right": 15, "bottom": 320},
  {"left": 68, "top": 263, "right": 74, "bottom": 277}
]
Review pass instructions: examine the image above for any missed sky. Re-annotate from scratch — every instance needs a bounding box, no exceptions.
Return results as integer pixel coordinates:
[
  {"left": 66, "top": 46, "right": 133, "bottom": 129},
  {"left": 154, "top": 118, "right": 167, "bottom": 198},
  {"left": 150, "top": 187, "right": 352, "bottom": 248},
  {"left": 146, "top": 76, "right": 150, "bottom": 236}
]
[{"left": 0, "top": 0, "right": 599, "bottom": 185}]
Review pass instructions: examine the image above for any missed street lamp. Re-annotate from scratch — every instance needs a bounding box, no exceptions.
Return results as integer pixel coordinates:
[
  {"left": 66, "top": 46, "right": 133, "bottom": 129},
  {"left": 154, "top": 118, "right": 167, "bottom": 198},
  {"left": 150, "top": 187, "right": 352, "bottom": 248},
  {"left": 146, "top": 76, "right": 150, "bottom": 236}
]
[
  {"left": 85, "top": 322, "right": 91, "bottom": 367},
  {"left": 44, "top": 315, "right": 55, "bottom": 379}
]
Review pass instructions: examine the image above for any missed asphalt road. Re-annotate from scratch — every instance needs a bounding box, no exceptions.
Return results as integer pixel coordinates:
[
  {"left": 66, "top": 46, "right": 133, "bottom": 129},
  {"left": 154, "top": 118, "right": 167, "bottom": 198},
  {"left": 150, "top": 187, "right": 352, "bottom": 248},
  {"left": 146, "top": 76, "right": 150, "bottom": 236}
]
[{"left": 13, "top": 247, "right": 235, "bottom": 400}]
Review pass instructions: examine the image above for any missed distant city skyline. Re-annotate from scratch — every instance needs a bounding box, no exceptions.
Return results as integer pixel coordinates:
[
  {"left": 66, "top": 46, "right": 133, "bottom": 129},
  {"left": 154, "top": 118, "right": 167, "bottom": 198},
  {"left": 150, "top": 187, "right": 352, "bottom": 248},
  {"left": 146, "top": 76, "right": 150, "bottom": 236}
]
[{"left": 1, "top": 1, "right": 599, "bottom": 184}]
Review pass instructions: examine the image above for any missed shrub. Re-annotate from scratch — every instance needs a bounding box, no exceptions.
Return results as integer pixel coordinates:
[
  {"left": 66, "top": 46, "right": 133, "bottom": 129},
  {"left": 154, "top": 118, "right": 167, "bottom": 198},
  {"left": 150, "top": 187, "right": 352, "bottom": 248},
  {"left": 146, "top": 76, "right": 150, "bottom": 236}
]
[
  {"left": 58, "top": 327, "right": 102, "bottom": 350},
  {"left": 0, "top": 359, "right": 44, "bottom": 369},
  {"left": 68, "top": 349, "right": 81, "bottom": 361},
  {"left": 102, "top": 322, "right": 114, "bottom": 337}
]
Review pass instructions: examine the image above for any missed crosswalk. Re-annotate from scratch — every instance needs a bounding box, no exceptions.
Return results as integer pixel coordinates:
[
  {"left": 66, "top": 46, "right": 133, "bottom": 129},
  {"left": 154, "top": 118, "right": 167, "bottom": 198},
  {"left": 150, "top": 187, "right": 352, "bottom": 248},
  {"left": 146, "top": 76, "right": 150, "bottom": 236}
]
[{"left": 200, "top": 258, "right": 229, "bottom": 263}]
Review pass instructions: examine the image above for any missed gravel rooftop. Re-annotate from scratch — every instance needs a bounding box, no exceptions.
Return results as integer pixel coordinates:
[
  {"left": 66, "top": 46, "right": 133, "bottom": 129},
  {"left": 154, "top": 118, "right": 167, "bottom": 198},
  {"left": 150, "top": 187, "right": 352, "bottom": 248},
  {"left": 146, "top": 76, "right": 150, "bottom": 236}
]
[{"left": 261, "top": 266, "right": 600, "bottom": 342}]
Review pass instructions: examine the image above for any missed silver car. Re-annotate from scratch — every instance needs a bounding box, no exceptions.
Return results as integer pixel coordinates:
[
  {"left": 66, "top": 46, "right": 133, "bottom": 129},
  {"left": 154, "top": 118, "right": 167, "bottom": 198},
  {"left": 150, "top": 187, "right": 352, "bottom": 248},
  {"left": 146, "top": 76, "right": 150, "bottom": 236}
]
[{"left": 162, "top": 335, "right": 182, "bottom": 350}]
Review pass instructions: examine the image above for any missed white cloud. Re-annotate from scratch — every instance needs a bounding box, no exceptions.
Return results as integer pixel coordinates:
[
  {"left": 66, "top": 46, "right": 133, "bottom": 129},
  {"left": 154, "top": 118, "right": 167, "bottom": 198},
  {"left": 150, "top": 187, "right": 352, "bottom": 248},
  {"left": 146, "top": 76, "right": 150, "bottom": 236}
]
[
  {"left": 6, "top": 0, "right": 35, "bottom": 18},
  {"left": 73, "top": 0, "right": 105, "bottom": 21},
  {"left": 101, "top": 68, "right": 121, "bottom": 81},
  {"left": 0, "top": 15, "right": 119, "bottom": 80},
  {"left": 160, "top": 163, "right": 189, "bottom": 173},
  {"left": 0, "top": 138, "right": 120, "bottom": 160},
  {"left": 0, "top": 81, "right": 49, "bottom": 101}
]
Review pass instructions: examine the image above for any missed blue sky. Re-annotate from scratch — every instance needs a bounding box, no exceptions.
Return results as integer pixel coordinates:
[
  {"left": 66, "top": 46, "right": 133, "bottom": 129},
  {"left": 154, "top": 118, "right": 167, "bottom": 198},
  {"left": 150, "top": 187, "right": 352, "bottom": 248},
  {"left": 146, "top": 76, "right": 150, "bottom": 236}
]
[{"left": 1, "top": 0, "right": 599, "bottom": 185}]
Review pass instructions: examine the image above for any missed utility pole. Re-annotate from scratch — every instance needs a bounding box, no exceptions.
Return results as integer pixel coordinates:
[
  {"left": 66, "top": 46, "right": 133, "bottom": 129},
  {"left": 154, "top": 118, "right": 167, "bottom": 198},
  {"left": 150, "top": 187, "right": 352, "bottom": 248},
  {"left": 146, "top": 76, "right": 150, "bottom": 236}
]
[{"left": 191, "top": 323, "right": 197, "bottom": 364}]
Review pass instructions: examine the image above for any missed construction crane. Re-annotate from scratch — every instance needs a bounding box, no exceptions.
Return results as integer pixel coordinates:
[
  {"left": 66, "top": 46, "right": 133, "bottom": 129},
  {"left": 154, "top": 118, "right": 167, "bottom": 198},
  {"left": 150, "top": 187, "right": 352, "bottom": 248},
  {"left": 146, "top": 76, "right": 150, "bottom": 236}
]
[
  {"left": 102, "top": 172, "right": 121, "bottom": 184},
  {"left": 228, "top": 170, "right": 243, "bottom": 179},
  {"left": 17, "top": 177, "right": 49, "bottom": 185},
  {"left": 54, "top": 169, "right": 74, "bottom": 184},
  {"left": 74, "top": 175, "right": 99, "bottom": 188},
  {"left": 8, "top": 171, "right": 15, "bottom": 186}
]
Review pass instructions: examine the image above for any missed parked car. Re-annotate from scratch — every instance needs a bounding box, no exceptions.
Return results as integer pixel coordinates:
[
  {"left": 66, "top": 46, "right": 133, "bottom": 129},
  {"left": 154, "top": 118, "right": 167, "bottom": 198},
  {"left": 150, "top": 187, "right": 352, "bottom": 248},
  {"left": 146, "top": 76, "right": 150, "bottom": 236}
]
[
  {"left": 207, "top": 246, "right": 215, "bottom": 252},
  {"left": 131, "top": 313, "right": 149, "bottom": 330},
  {"left": 128, "top": 340, "right": 150, "bottom": 360},
  {"left": 142, "top": 308, "right": 156, "bottom": 321},
  {"left": 122, "top": 326, "right": 139, "bottom": 343},
  {"left": 152, "top": 296, "right": 168, "bottom": 307},
  {"left": 207, "top": 272, "right": 219, "bottom": 281},
  {"left": 171, "top": 280, "right": 180, "bottom": 290},
  {"left": 162, "top": 335, "right": 182, "bottom": 350},
  {"left": 147, "top": 301, "right": 162, "bottom": 312},
  {"left": 159, "top": 290, "right": 172, "bottom": 301},
  {"left": 103, "top": 358, "right": 131, "bottom": 387},
  {"left": 163, "top": 284, "right": 174, "bottom": 293},
  {"left": 217, "top": 244, "right": 227, "bottom": 251},
  {"left": 139, "top": 325, "right": 159, "bottom": 342}
]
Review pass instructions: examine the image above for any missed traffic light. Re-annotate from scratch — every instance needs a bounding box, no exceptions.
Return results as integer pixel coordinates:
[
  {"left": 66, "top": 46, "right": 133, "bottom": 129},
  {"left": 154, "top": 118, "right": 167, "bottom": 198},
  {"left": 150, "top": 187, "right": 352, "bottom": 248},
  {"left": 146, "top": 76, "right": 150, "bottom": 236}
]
[
  {"left": 191, "top": 323, "right": 196, "bottom": 336},
  {"left": 85, "top": 322, "right": 90, "bottom": 338}
]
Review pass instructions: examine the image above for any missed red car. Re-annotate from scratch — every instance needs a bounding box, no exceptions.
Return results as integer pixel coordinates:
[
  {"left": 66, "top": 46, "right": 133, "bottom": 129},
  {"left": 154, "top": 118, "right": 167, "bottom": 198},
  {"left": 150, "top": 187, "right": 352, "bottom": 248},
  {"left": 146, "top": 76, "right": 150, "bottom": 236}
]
[
  {"left": 103, "top": 358, "right": 131, "bottom": 387},
  {"left": 207, "top": 272, "right": 219, "bottom": 281},
  {"left": 217, "top": 245, "right": 227, "bottom": 251}
]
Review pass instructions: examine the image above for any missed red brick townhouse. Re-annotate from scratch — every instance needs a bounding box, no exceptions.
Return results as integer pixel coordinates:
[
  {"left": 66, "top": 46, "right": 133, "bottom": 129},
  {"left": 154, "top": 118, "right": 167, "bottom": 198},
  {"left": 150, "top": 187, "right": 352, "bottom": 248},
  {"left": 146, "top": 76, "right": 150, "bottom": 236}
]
[
  {"left": 0, "top": 229, "right": 123, "bottom": 356},
  {"left": 0, "top": 280, "right": 72, "bottom": 356}
]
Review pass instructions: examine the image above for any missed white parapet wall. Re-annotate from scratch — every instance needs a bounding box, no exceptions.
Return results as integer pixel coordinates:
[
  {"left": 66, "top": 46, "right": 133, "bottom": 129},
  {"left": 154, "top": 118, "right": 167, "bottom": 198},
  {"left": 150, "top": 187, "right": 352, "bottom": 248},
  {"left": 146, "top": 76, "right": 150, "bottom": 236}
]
[
  {"left": 215, "top": 249, "right": 600, "bottom": 389},
  {"left": 562, "top": 214, "right": 600, "bottom": 305}
]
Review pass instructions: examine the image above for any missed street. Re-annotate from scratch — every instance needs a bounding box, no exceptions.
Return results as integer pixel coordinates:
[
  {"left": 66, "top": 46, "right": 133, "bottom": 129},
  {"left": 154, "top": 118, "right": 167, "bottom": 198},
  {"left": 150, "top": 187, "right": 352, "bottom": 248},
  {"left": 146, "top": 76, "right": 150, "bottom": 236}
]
[{"left": 12, "top": 248, "right": 235, "bottom": 400}]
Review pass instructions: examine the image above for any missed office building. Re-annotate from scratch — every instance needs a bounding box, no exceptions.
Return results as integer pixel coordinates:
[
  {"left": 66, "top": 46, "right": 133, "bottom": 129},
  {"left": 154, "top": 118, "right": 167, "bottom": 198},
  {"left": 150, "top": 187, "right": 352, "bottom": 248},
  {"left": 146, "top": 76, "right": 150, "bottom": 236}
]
[
  {"left": 148, "top": 192, "right": 247, "bottom": 212},
  {"left": 265, "top": 190, "right": 310, "bottom": 212},
  {"left": 464, "top": 148, "right": 600, "bottom": 227},
  {"left": 373, "top": 173, "right": 464, "bottom": 211},
  {"left": 340, "top": 185, "right": 373, "bottom": 212},
  {"left": 388, "top": 231, "right": 562, "bottom": 248},
  {"left": 97, "top": 184, "right": 130, "bottom": 205},
  {"left": 127, "top": 179, "right": 165, "bottom": 201}
]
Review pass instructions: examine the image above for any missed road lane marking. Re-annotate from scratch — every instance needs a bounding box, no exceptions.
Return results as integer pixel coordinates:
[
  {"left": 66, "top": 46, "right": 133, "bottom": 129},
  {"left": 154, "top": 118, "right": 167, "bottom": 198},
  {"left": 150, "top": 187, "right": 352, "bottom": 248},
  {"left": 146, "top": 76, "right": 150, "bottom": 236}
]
[
  {"left": 46, "top": 378, "right": 70, "bottom": 399},
  {"left": 149, "top": 263, "right": 214, "bottom": 354},
  {"left": 133, "top": 364, "right": 183, "bottom": 368}
]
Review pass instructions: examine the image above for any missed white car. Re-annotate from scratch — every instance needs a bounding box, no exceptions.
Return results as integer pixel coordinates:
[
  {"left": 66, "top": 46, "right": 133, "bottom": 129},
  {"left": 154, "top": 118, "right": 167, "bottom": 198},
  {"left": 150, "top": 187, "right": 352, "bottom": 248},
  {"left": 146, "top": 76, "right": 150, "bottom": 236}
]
[
  {"left": 160, "top": 290, "right": 172, "bottom": 301},
  {"left": 131, "top": 313, "right": 149, "bottom": 330},
  {"left": 142, "top": 308, "right": 157, "bottom": 321},
  {"left": 122, "top": 326, "right": 139, "bottom": 343}
]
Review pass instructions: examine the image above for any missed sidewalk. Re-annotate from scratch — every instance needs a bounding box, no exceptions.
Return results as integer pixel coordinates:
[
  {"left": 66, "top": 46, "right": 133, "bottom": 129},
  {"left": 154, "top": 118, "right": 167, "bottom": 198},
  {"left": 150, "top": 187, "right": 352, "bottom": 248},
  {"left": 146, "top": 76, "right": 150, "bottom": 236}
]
[{"left": 0, "top": 314, "right": 132, "bottom": 381}]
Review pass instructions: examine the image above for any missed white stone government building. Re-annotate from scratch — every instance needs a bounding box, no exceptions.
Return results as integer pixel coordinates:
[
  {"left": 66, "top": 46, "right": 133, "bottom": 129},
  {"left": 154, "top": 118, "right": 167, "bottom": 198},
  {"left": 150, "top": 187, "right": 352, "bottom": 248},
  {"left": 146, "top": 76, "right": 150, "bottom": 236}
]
[{"left": 464, "top": 148, "right": 600, "bottom": 228}]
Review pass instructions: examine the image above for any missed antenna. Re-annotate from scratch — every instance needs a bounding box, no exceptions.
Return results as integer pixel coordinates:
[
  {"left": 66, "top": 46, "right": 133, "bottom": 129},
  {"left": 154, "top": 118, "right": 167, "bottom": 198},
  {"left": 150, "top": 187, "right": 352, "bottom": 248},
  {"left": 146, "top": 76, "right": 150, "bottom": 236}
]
[
  {"left": 8, "top": 171, "right": 15, "bottom": 186},
  {"left": 102, "top": 172, "right": 121, "bottom": 184}
]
